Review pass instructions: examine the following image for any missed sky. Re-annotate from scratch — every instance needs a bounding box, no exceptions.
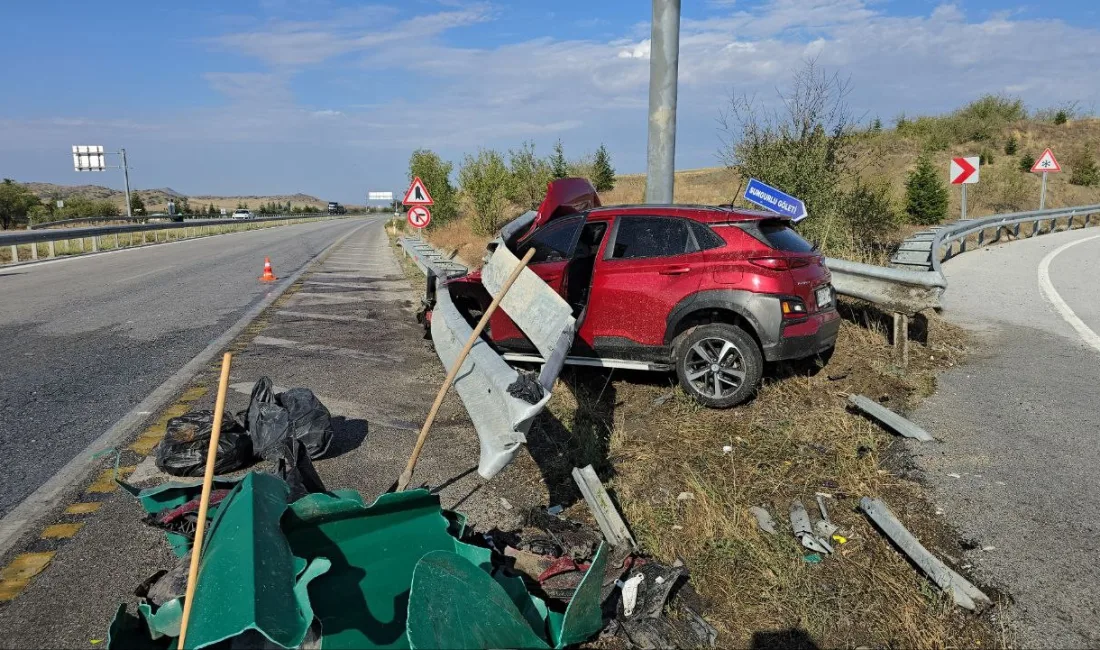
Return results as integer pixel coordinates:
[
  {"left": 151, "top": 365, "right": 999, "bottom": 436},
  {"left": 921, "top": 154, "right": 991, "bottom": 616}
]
[{"left": 2, "top": 0, "right": 1099, "bottom": 204}]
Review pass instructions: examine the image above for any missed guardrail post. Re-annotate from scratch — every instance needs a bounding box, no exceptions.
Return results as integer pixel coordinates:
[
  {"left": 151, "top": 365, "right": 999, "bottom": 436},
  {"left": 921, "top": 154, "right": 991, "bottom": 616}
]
[
  {"left": 79, "top": 237, "right": 85, "bottom": 252},
  {"left": 893, "top": 312, "right": 909, "bottom": 368},
  {"left": 48, "top": 241, "right": 55, "bottom": 258},
  {"left": 1013, "top": 222, "right": 1021, "bottom": 238},
  {"left": 30, "top": 243, "right": 38, "bottom": 260},
  {"left": 977, "top": 228, "right": 984, "bottom": 247},
  {"left": 113, "top": 233, "right": 119, "bottom": 249},
  {"left": 9, "top": 245, "right": 17, "bottom": 263},
  {"left": 92, "top": 236, "right": 99, "bottom": 252}
]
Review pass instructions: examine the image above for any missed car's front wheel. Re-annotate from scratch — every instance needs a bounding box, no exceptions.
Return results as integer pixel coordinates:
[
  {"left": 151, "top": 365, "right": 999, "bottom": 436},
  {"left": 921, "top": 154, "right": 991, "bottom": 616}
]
[{"left": 673, "top": 323, "right": 763, "bottom": 409}]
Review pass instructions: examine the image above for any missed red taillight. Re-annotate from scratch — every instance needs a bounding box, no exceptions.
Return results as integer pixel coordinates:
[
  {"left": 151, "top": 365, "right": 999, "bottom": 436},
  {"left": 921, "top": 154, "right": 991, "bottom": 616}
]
[{"left": 748, "top": 256, "right": 813, "bottom": 270}]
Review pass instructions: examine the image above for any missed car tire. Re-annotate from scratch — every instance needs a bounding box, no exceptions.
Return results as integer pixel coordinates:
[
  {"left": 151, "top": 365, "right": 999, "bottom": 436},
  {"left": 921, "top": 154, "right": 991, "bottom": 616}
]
[{"left": 673, "top": 323, "right": 763, "bottom": 409}]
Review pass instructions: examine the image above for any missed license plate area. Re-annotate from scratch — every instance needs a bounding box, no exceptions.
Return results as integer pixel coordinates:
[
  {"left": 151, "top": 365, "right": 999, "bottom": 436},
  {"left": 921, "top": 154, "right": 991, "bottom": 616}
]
[{"left": 815, "top": 286, "right": 832, "bottom": 309}]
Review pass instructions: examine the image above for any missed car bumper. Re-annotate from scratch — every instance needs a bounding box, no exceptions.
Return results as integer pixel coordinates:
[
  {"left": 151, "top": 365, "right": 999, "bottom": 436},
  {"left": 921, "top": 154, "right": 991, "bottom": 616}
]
[{"left": 763, "top": 309, "right": 841, "bottom": 361}]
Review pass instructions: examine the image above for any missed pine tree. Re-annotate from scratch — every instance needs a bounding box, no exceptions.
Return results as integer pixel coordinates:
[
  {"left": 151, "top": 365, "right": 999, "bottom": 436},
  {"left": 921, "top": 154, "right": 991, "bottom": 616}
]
[
  {"left": 1004, "top": 135, "right": 1018, "bottom": 156},
  {"left": 550, "top": 139, "right": 568, "bottom": 180},
  {"left": 905, "top": 155, "right": 949, "bottom": 225},
  {"left": 1054, "top": 110, "right": 1069, "bottom": 125},
  {"left": 591, "top": 144, "right": 616, "bottom": 192},
  {"left": 129, "top": 192, "right": 145, "bottom": 214},
  {"left": 1019, "top": 152, "right": 1036, "bottom": 173},
  {"left": 870, "top": 117, "right": 882, "bottom": 133}
]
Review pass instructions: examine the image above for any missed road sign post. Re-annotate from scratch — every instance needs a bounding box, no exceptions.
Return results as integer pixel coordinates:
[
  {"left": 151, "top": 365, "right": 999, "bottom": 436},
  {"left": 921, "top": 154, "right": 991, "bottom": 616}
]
[
  {"left": 950, "top": 156, "right": 980, "bottom": 220},
  {"left": 402, "top": 177, "right": 435, "bottom": 238},
  {"left": 742, "top": 178, "right": 808, "bottom": 221},
  {"left": 1031, "top": 149, "right": 1061, "bottom": 210},
  {"left": 407, "top": 206, "right": 431, "bottom": 236},
  {"left": 71, "top": 145, "right": 134, "bottom": 217}
]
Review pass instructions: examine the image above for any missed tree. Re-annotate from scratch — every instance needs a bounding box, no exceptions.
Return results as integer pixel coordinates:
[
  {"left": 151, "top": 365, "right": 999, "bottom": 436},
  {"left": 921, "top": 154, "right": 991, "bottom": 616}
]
[
  {"left": 549, "top": 139, "right": 568, "bottom": 179},
  {"left": 1004, "top": 135, "right": 1019, "bottom": 156},
  {"left": 979, "top": 148, "right": 994, "bottom": 166},
  {"left": 1070, "top": 148, "right": 1100, "bottom": 187},
  {"left": 0, "top": 179, "right": 42, "bottom": 229},
  {"left": 1019, "top": 152, "right": 1036, "bottom": 173},
  {"left": 507, "top": 141, "right": 552, "bottom": 210},
  {"left": 905, "top": 155, "right": 949, "bottom": 225},
  {"left": 870, "top": 117, "right": 883, "bottom": 133},
  {"left": 592, "top": 144, "right": 616, "bottom": 192},
  {"left": 408, "top": 149, "right": 458, "bottom": 224},
  {"left": 458, "top": 149, "right": 513, "bottom": 235},
  {"left": 130, "top": 192, "right": 146, "bottom": 214},
  {"left": 1054, "top": 110, "right": 1069, "bottom": 125}
]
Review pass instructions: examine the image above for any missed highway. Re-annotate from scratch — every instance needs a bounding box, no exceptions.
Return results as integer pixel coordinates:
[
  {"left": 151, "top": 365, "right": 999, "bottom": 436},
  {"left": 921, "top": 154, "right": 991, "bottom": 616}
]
[
  {"left": 910, "top": 227, "right": 1100, "bottom": 648},
  {"left": 0, "top": 218, "right": 366, "bottom": 517}
]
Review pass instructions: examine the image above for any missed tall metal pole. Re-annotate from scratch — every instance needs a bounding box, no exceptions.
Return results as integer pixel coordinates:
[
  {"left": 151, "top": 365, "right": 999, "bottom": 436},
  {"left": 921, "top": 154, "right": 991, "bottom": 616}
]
[
  {"left": 961, "top": 185, "right": 967, "bottom": 220},
  {"left": 121, "top": 148, "right": 133, "bottom": 218},
  {"left": 644, "top": 0, "right": 680, "bottom": 204},
  {"left": 1040, "top": 171, "right": 1048, "bottom": 210}
]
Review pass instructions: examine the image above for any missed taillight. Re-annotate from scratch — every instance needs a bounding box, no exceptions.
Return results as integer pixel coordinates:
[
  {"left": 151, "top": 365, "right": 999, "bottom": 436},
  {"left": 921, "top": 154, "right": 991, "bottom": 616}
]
[
  {"left": 748, "top": 256, "right": 812, "bottom": 270},
  {"left": 781, "top": 298, "right": 807, "bottom": 318}
]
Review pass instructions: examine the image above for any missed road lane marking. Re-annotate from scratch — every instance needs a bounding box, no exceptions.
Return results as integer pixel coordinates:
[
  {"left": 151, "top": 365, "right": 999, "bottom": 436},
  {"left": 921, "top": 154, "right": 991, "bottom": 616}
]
[
  {"left": 0, "top": 552, "right": 55, "bottom": 601},
  {"left": 1038, "top": 234, "right": 1100, "bottom": 354},
  {"left": 86, "top": 466, "right": 136, "bottom": 493},
  {"left": 252, "top": 336, "right": 404, "bottom": 363},
  {"left": 40, "top": 523, "right": 83, "bottom": 539},
  {"left": 276, "top": 310, "right": 377, "bottom": 323},
  {"left": 64, "top": 503, "right": 102, "bottom": 515}
]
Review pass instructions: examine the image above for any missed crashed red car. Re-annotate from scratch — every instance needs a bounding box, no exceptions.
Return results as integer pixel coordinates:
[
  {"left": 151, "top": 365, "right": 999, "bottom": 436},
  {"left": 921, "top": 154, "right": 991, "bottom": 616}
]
[{"left": 423, "top": 178, "right": 839, "bottom": 408}]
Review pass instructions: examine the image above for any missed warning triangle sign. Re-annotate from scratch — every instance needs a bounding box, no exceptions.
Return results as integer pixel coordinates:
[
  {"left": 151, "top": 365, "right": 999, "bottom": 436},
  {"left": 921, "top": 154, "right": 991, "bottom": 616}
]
[
  {"left": 402, "top": 177, "right": 434, "bottom": 206},
  {"left": 1031, "top": 148, "right": 1061, "bottom": 173}
]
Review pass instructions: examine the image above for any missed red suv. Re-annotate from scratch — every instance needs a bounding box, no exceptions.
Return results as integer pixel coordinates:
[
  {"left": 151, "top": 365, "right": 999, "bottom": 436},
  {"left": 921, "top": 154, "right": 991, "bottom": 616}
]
[{"left": 428, "top": 178, "right": 840, "bottom": 408}]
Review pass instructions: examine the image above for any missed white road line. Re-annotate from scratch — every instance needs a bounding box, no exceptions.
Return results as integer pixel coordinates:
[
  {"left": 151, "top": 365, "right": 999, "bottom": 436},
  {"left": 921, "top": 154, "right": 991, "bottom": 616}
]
[
  {"left": 252, "top": 335, "right": 404, "bottom": 362},
  {"left": 276, "top": 310, "right": 377, "bottom": 323},
  {"left": 290, "top": 291, "right": 365, "bottom": 304},
  {"left": 1037, "top": 234, "right": 1100, "bottom": 354}
]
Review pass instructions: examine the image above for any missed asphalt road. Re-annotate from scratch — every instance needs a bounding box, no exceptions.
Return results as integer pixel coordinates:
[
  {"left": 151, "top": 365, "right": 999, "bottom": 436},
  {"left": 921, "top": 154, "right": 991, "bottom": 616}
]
[
  {"left": 0, "top": 218, "right": 366, "bottom": 517},
  {"left": 909, "top": 227, "right": 1100, "bottom": 648}
]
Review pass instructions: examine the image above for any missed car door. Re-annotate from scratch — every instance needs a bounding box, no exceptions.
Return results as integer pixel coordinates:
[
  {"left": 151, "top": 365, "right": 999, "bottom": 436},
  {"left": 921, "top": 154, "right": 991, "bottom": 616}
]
[
  {"left": 489, "top": 215, "right": 584, "bottom": 349},
  {"left": 578, "top": 215, "right": 707, "bottom": 355}
]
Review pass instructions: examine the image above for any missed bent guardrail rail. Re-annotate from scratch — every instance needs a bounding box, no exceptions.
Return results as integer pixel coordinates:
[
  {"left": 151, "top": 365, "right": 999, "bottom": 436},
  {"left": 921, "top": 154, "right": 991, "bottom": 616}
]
[
  {"left": 824, "top": 257, "right": 946, "bottom": 315},
  {"left": 397, "top": 237, "right": 469, "bottom": 278},
  {"left": 890, "top": 204, "right": 1100, "bottom": 272},
  {"left": 1, "top": 214, "right": 345, "bottom": 264}
]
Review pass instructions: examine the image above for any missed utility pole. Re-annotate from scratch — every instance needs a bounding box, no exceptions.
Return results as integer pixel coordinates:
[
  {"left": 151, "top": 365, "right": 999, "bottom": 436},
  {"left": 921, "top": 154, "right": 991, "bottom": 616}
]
[
  {"left": 121, "top": 148, "right": 133, "bottom": 218},
  {"left": 644, "top": 0, "right": 681, "bottom": 204}
]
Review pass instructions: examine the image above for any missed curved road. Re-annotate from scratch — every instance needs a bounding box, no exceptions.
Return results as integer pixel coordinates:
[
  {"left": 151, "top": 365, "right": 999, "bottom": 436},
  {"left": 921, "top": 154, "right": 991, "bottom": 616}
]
[
  {"left": 910, "top": 227, "right": 1100, "bottom": 648},
  {"left": 0, "top": 218, "right": 366, "bottom": 516}
]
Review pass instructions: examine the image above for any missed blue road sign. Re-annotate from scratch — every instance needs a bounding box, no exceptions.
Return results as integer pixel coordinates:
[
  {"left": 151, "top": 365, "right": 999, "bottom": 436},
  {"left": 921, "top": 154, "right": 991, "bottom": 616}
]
[{"left": 743, "top": 178, "right": 808, "bottom": 222}]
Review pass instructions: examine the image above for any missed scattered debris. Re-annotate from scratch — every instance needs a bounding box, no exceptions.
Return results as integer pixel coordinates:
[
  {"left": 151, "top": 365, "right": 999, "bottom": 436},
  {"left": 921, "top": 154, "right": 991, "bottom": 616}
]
[
  {"left": 803, "top": 553, "right": 823, "bottom": 564},
  {"left": 652, "top": 391, "right": 675, "bottom": 407},
  {"left": 154, "top": 411, "right": 253, "bottom": 477},
  {"left": 789, "top": 500, "right": 833, "bottom": 554},
  {"left": 722, "top": 445, "right": 733, "bottom": 454},
  {"left": 827, "top": 371, "right": 849, "bottom": 381},
  {"left": 947, "top": 473, "right": 962, "bottom": 479},
  {"left": 749, "top": 506, "right": 777, "bottom": 535},
  {"left": 814, "top": 494, "right": 840, "bottom": 539},
  {"left": 676, "top": 492, "right": 694, "bottom": 502},
  {"left": 572, "top": 465, "right": 637, "bottom": 549},
  {"left": 500, "top": 497, "right": 514, "bottom": 511},
  {"left": 847, "top": 394, "right": 935, "bottom": 442},
  {"left": 621, "top": 573, "right": 645, "bottom": 616},
  {"left": 981, "top": 546, "right": 996, "bottom": 552},
  {"left": 507, "top": 371, "right": 545, "bottom": 404},
  {"left": 243, "top": 377, "right": 334, "bottom": 460},
  {"left": 860, "top": 497, "right": 992, "bottom": 611},
  {"left": 547, "top": 505, "right": 564, "bottom": 516}
]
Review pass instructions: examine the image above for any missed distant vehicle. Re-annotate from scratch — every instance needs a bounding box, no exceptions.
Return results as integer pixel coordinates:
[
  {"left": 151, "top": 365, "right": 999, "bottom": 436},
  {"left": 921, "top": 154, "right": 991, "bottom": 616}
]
[
  {"left": 232, "top": 209, "right": 254, "bottom": 220},
  {"left": 328, "top": 202, "right": 347, "bottom": 215}
]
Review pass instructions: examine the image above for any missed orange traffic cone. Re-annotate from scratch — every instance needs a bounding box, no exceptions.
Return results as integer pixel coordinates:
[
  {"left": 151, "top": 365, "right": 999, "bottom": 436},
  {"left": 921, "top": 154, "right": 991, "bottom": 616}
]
[{"left": 259, "top": 257, "right": 277, "bottom": 282}]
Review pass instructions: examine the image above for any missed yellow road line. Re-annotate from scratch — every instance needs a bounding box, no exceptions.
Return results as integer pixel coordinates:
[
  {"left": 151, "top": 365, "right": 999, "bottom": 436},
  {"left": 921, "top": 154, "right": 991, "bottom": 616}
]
[
  {"left": 86, "top": 466, "right": 136, "bottom": 494},
  {"left": 41, "top": 523, "right": 83, "bottom": 539},
  {"left": 65, "top": 502, "right": 102, "bottom": 515},
  {"left": 0, "top": 552, "right": 55, "bottom": 601},
  {"left": 178, "top": 386, "right": 208, "bottom": 402}
]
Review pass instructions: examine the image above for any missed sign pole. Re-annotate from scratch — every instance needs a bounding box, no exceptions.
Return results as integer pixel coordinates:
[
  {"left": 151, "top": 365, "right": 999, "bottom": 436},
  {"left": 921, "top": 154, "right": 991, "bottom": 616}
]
[
  {"left": 121, "top": 148, "right": 133, "bottom": 218},
  {"left": 961, "top": 185, "right": 967, "bottom": 220},
  {"left": 1040, "top": 171, "right": 1048, "bottom": 210}
]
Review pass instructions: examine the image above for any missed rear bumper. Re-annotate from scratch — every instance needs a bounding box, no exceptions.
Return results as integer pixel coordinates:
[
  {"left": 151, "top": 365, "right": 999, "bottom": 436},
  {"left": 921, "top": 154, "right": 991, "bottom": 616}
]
[{"left": 763, "top": 309, "right": 840, "bottom": 361}]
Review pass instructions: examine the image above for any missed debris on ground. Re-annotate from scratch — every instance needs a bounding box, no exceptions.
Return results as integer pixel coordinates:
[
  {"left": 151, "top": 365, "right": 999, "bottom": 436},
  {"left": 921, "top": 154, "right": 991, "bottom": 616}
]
[
  {"left": 789, "top": 499, "right": 833, "bottom": 555},
  {"left": 749, "top": 506, "right": 777, "bottom": 535},
  {"left": 847, "top": 394, "right": 935, "bottom": 442},
  {"left": 154, "top": 411, "right": 253, "bottom": 477},
  {"left": 242, "top": 376, "right": 334, "bottom": 460},
  {"left": 860, "top": 497, "right": 991, "bottom": 611},
  {"left": 814, "top": 493, "right": 840, "bottom": 539},
  {"left": 573, "top": 464, "right": 637, "bottom": 550},
  {"left": 507, "top": 370, "right": 546, "bottom": 404}
]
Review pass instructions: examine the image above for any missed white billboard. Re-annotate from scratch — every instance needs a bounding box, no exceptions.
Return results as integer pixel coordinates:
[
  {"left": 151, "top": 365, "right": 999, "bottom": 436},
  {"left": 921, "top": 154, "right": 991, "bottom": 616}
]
[
  {"left": 72, "top": 145, "right": 106, "bottom": 171},
  {"left": 368, "top": 191, "right": 393, "bottom": 201}
]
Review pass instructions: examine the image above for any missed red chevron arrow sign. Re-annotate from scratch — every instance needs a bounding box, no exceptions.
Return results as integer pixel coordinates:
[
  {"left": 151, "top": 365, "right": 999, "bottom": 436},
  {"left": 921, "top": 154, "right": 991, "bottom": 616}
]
[{"left": 950, "top": 156, "right": 979, "bottom": 184}]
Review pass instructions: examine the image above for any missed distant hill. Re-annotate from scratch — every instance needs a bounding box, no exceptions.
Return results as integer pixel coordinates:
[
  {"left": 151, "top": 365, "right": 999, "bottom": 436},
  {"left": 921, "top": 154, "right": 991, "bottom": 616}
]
[{"left": 20, "top": 182, "right": 349, "bottom": 212}]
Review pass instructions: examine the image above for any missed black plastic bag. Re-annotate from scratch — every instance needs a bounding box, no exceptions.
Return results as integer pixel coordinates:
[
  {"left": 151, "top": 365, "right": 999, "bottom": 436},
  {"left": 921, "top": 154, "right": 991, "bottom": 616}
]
[
  {"left": 243, "top": 377, "right": 334, "bottom": 461},
  {"left": 268, "top": 437, "right": 326, "bottom": 502},
  {"left": 154, "top": 411, "right": 253, "bottom": 477}
]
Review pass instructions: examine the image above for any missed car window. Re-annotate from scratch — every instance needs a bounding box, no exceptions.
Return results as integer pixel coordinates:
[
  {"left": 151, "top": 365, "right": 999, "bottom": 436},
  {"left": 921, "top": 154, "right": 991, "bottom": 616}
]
[
  {"left": 516, "top": 215, "right": 583, "bottom": 263},
  {"left": 690, "top": 222, "right": 726, "bottom": 250},
  {"left": 610, "top": 217, "right": 697, "bottom": 260},
  {"left": 754, "top": 220, "right": 815, "bottom": 253}
]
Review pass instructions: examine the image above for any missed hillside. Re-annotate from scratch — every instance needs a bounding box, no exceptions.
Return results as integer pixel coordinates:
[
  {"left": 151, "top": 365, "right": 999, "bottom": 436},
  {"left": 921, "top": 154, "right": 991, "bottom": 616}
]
[{"left": 21, "top": 182, "right": 339, "bottom": 212}]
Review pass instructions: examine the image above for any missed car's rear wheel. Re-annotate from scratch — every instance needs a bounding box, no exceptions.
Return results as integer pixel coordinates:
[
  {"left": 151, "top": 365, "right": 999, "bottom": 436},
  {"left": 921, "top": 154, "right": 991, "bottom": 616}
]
[{"left": 673, "top": 323, "right": 762, "bottom": 409}]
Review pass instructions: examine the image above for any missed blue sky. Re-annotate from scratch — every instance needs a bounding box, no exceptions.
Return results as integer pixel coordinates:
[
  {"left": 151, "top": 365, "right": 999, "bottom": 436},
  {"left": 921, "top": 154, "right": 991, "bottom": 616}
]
[{"left": 2, "top": 0, "right": 1099, "bottom": 203}]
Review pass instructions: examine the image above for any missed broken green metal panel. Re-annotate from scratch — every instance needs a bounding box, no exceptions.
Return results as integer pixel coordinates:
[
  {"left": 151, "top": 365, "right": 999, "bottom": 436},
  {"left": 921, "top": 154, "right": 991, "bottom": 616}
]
[
  {"left": 407, "top": 550, "right": 552, "bottom": 650},
  {"left": 107, "top": 605, "right": 169, "bottom": 650},
  {"left": 119, "top": 477, "right": 241, "bottom": 557},
  {"left": 553, "top": 542, "right": 608, "bottom": 647}
]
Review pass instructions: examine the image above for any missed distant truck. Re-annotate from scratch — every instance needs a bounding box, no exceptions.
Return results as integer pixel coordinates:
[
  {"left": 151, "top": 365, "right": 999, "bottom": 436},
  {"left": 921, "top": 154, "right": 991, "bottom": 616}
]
[{"left": 327, "top": 202, "right": 347, "bottom": 215}]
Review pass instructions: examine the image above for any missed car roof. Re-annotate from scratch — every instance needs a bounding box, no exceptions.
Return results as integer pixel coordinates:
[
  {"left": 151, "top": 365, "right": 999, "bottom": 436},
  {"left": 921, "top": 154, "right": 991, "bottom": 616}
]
[{"left": 587, "top": 204, "right": 786, "bottom": 223}]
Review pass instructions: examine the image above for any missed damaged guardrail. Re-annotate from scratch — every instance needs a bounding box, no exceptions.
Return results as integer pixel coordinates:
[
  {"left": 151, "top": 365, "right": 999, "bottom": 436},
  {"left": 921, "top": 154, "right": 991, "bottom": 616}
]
[
  {"left": 824, "top": 257, "right": 947, "bottom": 316},
  {"left": 398, "top": 236, "right": 468, "bottom": 278}
]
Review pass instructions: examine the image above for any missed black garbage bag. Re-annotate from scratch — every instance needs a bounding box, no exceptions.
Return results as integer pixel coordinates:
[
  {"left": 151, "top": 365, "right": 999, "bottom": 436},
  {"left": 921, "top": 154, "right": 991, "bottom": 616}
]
[
  {"left": 268, "top": 436, "right": 326, "bottom": 502},
  {"left": 242, "top": 377, "right": 334, "bottom": 461},
  {"left": 154, "top": 411, "right": 253, "bottom": 477}
]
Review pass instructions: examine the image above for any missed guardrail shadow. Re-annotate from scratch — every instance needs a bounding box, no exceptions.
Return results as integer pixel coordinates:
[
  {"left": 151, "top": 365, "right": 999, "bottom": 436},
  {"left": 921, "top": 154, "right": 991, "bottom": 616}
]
[{"left": 838, "top": 300, "right": 928, "bottom": 346}]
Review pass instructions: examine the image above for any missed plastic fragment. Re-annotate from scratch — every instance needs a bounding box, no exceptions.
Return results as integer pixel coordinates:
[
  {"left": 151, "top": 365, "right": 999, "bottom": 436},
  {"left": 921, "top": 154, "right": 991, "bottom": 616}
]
[
  {"left": 803, "top": 553, "right": 823, "bottom": 564},
  {"left": 832, "top": 534, "right": 848, "bottom": 544},
  {"left": 789, "top": 500, "right": 833, "bottom": 554},
  {"left": 749, "top": 506, "right": 777, "bottom": 535},
  {"left": 621, "top": 574, "right": 645, "bottom": 617}
]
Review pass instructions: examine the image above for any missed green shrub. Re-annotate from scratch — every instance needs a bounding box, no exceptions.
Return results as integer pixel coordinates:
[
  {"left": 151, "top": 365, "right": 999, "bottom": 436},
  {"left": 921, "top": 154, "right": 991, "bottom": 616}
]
[
  {"left": 549, "top": 140, "right": 568, "bottom": 180},
  {"left": 1019, "top": 153, "right": 1036, "bottom": 172},
  {"left": 1054, "top": 110, "right": 1069, "bottom": 125},
  {"left": 1004, "top": 135, "right": 1019, "bottom": 156},
  {"left": 905, "top": 155, "right": 949, "bottom": 225},
  {"left": 979, "top": 149, "right": 994, "bottom": 166},
  {"left": 592, "top": 144, "right": 616, "bottom": 192},
  {"left": 458, "top": 149, "right": 513, "bottom": 235},
  {"left": 408, "top": 149, "right": 459, "bottom": 225},
  {"left": 1070, "top": 148, "right": 1100, "bottom": 187},
  {"left": 506, "top": 141, "right": 552, "bottom": 210},
  {"left": 0, "top": 179, "right": 42, "bottom": 229}
]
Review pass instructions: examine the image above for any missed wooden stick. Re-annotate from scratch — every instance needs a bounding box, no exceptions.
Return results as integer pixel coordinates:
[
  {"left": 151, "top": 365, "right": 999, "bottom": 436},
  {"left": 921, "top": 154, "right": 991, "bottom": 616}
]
[
  {"left": 396, "top": 247, "right": 536, "bottom": 491},
  {"left": 177, "top": 352, "right": 233, "bottom": 650}
]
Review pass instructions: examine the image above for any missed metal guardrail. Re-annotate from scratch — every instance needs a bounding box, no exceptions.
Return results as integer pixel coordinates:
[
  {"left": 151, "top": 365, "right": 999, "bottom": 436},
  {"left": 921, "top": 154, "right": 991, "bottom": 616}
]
[
  {"left": 824, "top": 257, "right": 946, "bottom": 316},
  {"left": 397, "top": 236, "right": 468, "bottom": 278},
  {"left": 890, "top": 204, "right": 1100, "bottom": 272},
  {"left": 28, "top": 212, "right": 344, "bottom": 229},
  {"left": 1, "top": 214, "right": 347, "bottom": 264}
]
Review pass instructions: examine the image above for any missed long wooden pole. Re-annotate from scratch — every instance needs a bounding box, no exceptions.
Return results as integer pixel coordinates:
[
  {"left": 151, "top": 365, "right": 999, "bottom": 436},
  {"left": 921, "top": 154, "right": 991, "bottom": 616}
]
[
  {"left": 177, "top": 352, "right": 233, "bottom": 649},
  {"left": 396, "top": 248, "right": 536, "bottom": 491}
]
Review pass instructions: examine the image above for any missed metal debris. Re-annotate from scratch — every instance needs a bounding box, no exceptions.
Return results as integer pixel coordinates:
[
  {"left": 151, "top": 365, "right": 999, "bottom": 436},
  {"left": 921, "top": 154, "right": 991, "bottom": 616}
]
[
  {"left": 749, "top": 506, "right": 777, "bottom": 535},
  {"left": 572, "top": 465, "right": 637, "bottom": 549},
  {"left": 814, "top": 494, "right": 840, "bottom": 539},
  {"left": 789, "top": 500, "right": 833, "bottom": 554},
  {"left": 847, "top": 394, "right": 935, "bottom": 442},
  {"left": 860, "top": 497, "right": 992, "bottom": 611}
]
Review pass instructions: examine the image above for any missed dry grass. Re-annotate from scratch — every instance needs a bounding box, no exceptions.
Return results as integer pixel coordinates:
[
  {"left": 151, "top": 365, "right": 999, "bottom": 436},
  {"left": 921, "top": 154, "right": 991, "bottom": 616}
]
[
  {"left": 428, "top": 219, "right": 494, "bottom": 269},
  {"left": 496, "top": 305, "right": 1007, "bottom": 648}
]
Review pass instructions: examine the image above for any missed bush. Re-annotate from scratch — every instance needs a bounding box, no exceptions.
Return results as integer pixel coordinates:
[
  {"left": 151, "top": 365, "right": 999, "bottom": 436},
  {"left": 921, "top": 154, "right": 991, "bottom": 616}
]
[
  {"left": 980, "top": 149, "right": 994, "bottom": 166},
  {"left": 1054, "top": 110, "right": 1069, "bottom": 125},
  {"left": 592, "top": 144, "right": 616, "bottom": 192},
  {"left": 838, "top": 179, "right": 898, "bottom": 256},
  {"left": 905, "top": 155, "right": 949, "bottom": 225},
  {"left": 409, "top": 149, "right": 459, "bottom": 225},
  {"left": 893, "top": 95, "right": 1025, "bottom": 150},
  {"left": 1070, "top": 148, "right": 1100, "bottom": 187},
  {"left": 0, "top": 179, "right": 42, "bottom": 229},
  {"left": 507, "top": 141, "right": 552, "bottom": 211},
  {"left": 1019, "top": 153, "right": 1036, "bottom": 173},
  {"left": 458, "top": 149, "right": 513, "bottom": 235},
  {"left": 549, "top": 140, "right": 568, "bottom": 180},
  {"left": 1004, "top": 135, "right": 1019, "bottom": 156}
]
